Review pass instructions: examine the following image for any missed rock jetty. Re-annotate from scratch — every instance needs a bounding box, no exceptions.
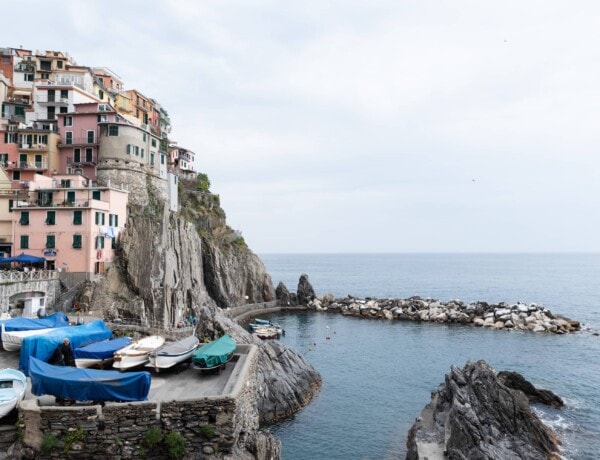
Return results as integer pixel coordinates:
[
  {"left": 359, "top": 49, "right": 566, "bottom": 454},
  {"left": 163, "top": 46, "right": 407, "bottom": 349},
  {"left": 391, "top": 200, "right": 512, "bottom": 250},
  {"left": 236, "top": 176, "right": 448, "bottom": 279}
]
[
  {"left": 305, "top": 295, "right": 581, "bottom": 334},
  {"left": 406, "top": 360, "right": 562, "bottom": 460}
]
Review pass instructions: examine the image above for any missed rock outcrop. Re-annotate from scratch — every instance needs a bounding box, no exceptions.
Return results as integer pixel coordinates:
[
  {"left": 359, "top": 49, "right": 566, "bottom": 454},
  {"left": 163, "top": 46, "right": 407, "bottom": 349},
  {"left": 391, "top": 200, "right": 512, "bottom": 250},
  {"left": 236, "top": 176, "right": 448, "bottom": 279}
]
[
  {"left": 296, "top": 274, "right": 316, "bottom": 305},
  {"left": 498, "top": 371, "right": 564, "bottom": 408},
  {"left": 275, "top": 281, "right": 292, "bottom": 306},
  {"left": 307, "top": 295, "right": 581, "bottom": 334},
  {"left": 406, "top": 360, "right": 561, "bottom": 460}
]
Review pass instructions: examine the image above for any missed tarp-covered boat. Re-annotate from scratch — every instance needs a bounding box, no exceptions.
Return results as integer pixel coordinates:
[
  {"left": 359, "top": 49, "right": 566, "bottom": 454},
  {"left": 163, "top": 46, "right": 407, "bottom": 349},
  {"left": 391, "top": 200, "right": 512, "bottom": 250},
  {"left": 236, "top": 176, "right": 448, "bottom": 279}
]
[
  {"left": 0, "top": 312, "right": 69, "bottom": 335},
  {"left": 191, "top": 334, "right": 236, "bottom": 372},
  {"left": 147, "top": 335, "right": 199, "bottom": 371},
  {"left": 74, "top": 337, "right": 133, "bottom": 368},
  {"left": 19, "top": 320, "right": 112, "bottom": 376},
  {"left": 0, "top": 369, "right": 26, "bottom": 419},
  {"left": 29, "top": 357, "right": 151, "bottom": 402}
]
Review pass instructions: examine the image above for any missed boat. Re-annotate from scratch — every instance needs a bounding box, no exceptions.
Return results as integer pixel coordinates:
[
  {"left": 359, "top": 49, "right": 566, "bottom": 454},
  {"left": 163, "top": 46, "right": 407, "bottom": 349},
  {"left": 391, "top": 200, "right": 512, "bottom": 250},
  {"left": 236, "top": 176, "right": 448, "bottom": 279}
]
[
  {"left": 74, "top": 337, "right": 133, "bottom": 368},
  {"left": 147, "top": 335, "right": 199, "bottom": 372},
  {"left": 0, "top": 369, "right": 27, "bottom": 419},
  {"left": 191, "top": 334, "right": 236, "bottom": 373},
  {"left": 19, "top": 320, "right": 113, "bottom": 376},
  {"left": 0, "top": 312, "right": 69, "bottom": 335},
  {"left": 252, "top": 325, "right": 281, "bottom": 340},
  {"left": 247, "top": 318, "right": 284, "bottom": 338},
  {"left": 29, "top": 357, "right": 151, "bottom": 402},
  {"left": 113, "top": 335, "right": 165, "bottom": 371},
  {"left": 2, "top": 325, "right": 59, "bottom": 352}
]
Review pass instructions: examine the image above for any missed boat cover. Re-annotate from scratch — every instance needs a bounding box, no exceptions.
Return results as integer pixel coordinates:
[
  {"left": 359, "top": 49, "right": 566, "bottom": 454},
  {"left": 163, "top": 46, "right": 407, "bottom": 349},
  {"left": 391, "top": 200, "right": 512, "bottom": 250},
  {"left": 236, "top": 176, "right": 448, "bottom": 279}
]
[
  {"left": 192, "top": 334, "right": 236, "bottom": 368},
  {"left": 0, "top": 313, "right": 69, "bottom": 338},
  {"left": 19, "top": 320, "right": 112, "bottom": 375},
  {"left": 29, "top": 357, "right": 151, "bottom": 402},
  {"left": 74, "top": 337, "right": 133, "bottom": 360},
  {"left": 155, "top": 335, "right": 199, "bottom": 356}
]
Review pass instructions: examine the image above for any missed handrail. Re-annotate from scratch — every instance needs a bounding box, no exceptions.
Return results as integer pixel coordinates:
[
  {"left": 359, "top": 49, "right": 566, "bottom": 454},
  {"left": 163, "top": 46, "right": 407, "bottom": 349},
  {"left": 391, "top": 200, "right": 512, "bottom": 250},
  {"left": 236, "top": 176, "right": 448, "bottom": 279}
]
[{"left": 0, "top": 270, "right": 58, "bottom": 283}]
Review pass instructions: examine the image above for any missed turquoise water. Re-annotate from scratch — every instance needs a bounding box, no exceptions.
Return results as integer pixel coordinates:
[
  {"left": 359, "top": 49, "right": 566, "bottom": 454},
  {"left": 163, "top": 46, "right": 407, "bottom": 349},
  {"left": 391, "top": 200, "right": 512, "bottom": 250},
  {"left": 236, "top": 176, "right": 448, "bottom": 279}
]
[{"left": 260, "top": 253, "right": 600, "bottom": 460}]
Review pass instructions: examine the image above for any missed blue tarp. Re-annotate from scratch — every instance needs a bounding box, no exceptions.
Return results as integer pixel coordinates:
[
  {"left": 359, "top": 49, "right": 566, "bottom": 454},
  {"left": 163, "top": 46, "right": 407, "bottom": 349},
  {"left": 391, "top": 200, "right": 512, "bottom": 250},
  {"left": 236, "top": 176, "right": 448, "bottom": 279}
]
[
  {"left": 29, "top": 357, "right": 151, "bottom": 402},
  {"left": 73, "top": 337, "right": 132, "bottom": 360},
  {"left": 0, "top": 313, "right": 69, "bottom": 340},
  {"left": 19, "top": 320, "right": 112, "bottom": 375}
]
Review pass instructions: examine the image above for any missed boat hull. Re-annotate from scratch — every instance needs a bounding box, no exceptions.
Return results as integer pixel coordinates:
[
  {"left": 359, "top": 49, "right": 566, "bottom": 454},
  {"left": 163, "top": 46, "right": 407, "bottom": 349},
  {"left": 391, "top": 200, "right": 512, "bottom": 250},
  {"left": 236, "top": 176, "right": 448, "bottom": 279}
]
[
  {"left": 0, "top": 369, "right": 26, "bottom": 419},
  {"left": 113, "top": 335, "right": 165, "bottom": 371}
]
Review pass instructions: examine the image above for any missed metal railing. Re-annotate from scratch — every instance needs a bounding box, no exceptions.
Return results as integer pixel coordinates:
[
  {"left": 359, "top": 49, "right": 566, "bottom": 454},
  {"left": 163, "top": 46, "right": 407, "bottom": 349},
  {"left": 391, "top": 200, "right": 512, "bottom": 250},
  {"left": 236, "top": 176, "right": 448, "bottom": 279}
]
[{"left": 5, "top": 161, "right": 48, "bottom": 170}]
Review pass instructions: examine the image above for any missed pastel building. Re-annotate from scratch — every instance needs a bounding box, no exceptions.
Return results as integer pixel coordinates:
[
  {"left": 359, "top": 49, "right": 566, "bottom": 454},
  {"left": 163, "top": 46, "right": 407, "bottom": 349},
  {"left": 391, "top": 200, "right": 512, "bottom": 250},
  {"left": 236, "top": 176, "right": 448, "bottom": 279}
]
[
  {"left": 168, "top": 143, "right": 196, "bottom": 177},
  {"left": 11, "top": 174, "right": 128, "bottom": 277}
]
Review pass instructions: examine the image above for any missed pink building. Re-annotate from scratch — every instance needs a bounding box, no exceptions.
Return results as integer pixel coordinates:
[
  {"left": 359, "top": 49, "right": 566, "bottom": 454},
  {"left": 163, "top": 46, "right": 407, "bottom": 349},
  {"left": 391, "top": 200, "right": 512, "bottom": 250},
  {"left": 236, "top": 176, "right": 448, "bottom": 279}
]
[
  {"left": 12, "top": 173, "right": 128, "bottom": 276},
  {"left": 57, "top": 102, "right": 119, "bottom": 181}
]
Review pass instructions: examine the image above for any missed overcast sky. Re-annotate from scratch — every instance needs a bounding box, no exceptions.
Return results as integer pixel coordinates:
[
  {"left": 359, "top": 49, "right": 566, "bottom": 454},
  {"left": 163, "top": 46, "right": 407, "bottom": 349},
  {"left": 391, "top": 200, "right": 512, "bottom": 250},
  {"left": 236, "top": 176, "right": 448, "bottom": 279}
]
[{"left": 4, "top": 1, "right": 600, "bottom": 253}]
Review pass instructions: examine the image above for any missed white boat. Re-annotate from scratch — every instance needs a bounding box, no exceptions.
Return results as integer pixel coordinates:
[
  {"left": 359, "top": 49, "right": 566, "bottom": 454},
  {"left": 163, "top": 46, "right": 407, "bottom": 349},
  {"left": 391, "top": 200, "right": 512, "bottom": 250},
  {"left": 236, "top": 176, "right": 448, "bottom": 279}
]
[
  {"left": 113, "top": 335, "right": 165, "bottom": 371},
  {"left": 73, "top": 337, "right": 133, "bottom": 368},
  {"left": 0, "top": 369, "right": 27, "bottom": 419},
  {"left": 1, "top": 324, "right": 56, "bottom": 352},
  {"left": 147, "top": 335, "right": 199, "bottom": 371}
]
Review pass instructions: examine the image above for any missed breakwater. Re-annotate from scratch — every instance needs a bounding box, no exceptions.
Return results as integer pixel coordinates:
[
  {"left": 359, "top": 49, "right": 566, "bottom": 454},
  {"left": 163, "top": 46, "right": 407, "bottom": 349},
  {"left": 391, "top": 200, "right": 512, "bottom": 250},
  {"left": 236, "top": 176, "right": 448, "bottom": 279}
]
[{"left": 306, "top": 295, "right": 581, "bottom": 334}]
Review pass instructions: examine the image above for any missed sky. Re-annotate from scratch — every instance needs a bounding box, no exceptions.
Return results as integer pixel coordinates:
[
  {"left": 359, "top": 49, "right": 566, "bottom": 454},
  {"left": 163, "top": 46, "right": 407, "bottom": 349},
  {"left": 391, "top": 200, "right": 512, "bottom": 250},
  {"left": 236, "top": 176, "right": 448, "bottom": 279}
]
[{"left": 3, "top": 1, "right": 600, "bottom": 253}]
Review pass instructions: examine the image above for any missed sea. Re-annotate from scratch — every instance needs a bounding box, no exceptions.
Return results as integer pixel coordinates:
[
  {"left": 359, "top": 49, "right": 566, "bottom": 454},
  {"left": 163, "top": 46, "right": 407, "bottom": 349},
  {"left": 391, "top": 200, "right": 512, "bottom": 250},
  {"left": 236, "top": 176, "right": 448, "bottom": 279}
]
[{"left": 258, "top": 253, "right": 600, "bottom": 460}]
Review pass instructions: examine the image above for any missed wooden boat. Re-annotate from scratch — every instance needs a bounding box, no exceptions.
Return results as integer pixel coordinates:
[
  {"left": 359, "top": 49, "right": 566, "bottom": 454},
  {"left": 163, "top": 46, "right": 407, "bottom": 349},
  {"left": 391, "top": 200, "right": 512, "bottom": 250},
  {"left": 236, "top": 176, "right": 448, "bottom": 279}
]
[
  {"left": 247, "top": 318, "right": 284, "bottom": 338},
  {"left": 191, "top": 334, "right": 236, "bottom": 373},
  {"left": 251, "top": 325, "right": 281, "bottom": 340},
  {"left": 2, "top": 324, "right": 57, "bottom": 352},
  {"left": 29, "top": 357, "right": 151, "bottom": 402},
  {"left": 113, "top": 335, "right": 165, "bottom": 371},
  {"left": 147, "top": 335, "right": 199, "bottom": 371},
  {"left": 74, "top": 337, "right": 133, "bottom": 368},
  {"left": 0, "top": 369, "right": 26, "bottom": 419}
]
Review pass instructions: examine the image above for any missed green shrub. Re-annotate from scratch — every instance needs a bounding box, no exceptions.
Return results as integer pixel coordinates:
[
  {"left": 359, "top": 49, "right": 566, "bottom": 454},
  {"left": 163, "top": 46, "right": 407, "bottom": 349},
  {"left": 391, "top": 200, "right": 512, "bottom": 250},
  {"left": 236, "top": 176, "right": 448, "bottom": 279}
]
[
  {"left": 144, "top": 427, "right": 163, "bottom": 448},
  {"left": 41, "top": 434, "right": 57, "bottom": 453},
  {"left": 200, "top": 424, "right": 215, "bottom": 439},
  {"left": 164, "top": 431, "right": 186, "bottom": 459},
  {"left": 197, "top": 173, "right": 211, "bottom": 192},
  {"left": 63, "top": 428, "right": 85, "bottom": 456}
]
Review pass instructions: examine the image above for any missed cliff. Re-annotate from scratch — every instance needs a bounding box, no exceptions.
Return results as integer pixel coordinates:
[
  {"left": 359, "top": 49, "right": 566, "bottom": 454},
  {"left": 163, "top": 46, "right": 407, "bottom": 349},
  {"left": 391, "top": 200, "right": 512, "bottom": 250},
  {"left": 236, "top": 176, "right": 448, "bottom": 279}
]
[{"left": 83, "top": 175, "right": 321, "bottom": 456}]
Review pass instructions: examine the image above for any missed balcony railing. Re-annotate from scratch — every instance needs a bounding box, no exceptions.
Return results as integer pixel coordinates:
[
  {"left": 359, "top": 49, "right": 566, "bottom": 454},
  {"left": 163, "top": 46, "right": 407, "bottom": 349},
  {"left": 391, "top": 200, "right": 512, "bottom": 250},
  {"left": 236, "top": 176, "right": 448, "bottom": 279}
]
[
  {"left": 0, "top": 270, "right": 59, "bottom": 283},
  {"left": 4, "top": 161, "right": 48, "bottom": 170},
  {"left": 36, "top": 96, "right": 69, "bottom": 105},
  {"left": 18, "top": 143, "right": 49, "bottom": 151},
  {"left": 67, "top": 156, "right": 97, "bottom": 166},
  {"left": 13, "top": 199, "right": 92, "bottom": 209},
  {"left": 58, "top": 138, "right": 97, "bottom": 147}
]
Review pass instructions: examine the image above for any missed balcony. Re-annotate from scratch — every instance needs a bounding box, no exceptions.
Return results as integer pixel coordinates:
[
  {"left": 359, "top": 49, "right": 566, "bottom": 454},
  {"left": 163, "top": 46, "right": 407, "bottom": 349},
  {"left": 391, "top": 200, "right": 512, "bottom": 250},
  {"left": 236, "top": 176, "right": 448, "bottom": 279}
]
[
  {"left": 58, "top": 138, "right": 98, "bottom": 147},
  {"left": 4, "top": 161, "right": 48, "bottom": 171},
  {"left": 67, "top": 156, "right": 97, "bottom": 166},
  {"left": 36, "top": 96, "right": 69, "bottom": 105},
  {"left": 14, "top": 199, "right": 91, "bottom": 209},
  {"left": 18, "top": 143, "right": 49, "bottom": 152}
]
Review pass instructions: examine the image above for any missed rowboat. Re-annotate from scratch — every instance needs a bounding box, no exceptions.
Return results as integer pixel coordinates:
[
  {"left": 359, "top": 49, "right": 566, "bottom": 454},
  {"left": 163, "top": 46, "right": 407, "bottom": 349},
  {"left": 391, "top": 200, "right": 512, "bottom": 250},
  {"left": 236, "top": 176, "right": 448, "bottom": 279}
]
[
  {"left": 0, "top": 369, "right": 27, "bottom": 419},
  {"left": 147, "top": 335, "right": 199, "bottom": 371},
  {"left": 247, "top": 318, "right": 284, "bottom": 338},
  {"left": 2, "top": 324, "right": 57, "bottom": 352},
  {"left": 74, "top": 337, "right": 133, "bottom": 368},
  {"left": 113, "top": 335, "right": 165, "bottom": 371},
  {"left": 29, "top": 357, "right": 151, "bottom": 402},
  {"left": 252, "top": 325, "right": 281, "bottom": 340},
  {"left": 191, "top": 334, "right": 236, "bottom": 373}
]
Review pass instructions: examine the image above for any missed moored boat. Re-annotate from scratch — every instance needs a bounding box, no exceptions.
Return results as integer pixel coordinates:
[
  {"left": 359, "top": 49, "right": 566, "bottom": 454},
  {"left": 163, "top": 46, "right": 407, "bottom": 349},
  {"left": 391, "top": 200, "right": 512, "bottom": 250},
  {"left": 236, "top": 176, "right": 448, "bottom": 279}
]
[
  {"left": 0, "top": 369, "right": 27, "bottom": 419},
  {"left": 247, "top": 318, "right": 284, "bottom": 338},
  {"left": 74, "top": 337, "right": 133, "bottom": 368},
  {"left": 147, "top": 335, "right": 199, "bottom": 371},
  {"left": 113, "top": 335, "right": 165, "bottom": 371},
  {"left": 2, "top": 324, "right": 58, "bottom": 352},
  {"left": 251, "top": 325, "right": 281, "bottom": 340},
  {"left": 191, "top": 334, "right": 236, "bottom": 373},
  {"left": 29, "top": 357, "right": 151, "bottom": 402}
]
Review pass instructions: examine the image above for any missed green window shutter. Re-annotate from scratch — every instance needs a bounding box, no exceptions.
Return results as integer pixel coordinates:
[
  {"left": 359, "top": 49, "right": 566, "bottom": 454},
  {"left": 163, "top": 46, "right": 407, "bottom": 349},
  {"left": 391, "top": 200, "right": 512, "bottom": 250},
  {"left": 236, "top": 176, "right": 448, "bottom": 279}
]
[
  {"left": 46, "top": 235, "right": 55, "bottom": 248},
  {"left": 67, "top": 191, "right": 75, "bottom": 203},
  {"left": 115, "top": 214, "right": 118, "bottom": 226},
  {"left": 46, "top": 211, "right": 55, "bottom": 225},
  {"left": 101, "top": 237, "right": 105, "bottom": 249},
  {"left": 72, "top": 235, "right": 82, "bottom": 249},
  {"left": 20, "top": 235, "right": 28, "bottom": 249},
  {"left": 8, "top": 199, "right": 13, "bottom": 212},
  {"left": 95, "top": 212, "right": 99, "bottom": 225},
  {"left": 92, "top": 190, "right": 101, "bottom": 200},
  {"left": 109, "top": 214, "right": 113, "bottom": 226},
  {"left": 111, "top": 237, "right": 117, "bottom": 249},
  {"left": 73, "top": 210, "right": 82, "bottom": 225},
  {"left": 101, "top": 213, "right": 105, "bottom": 225},
  {"left": 19, "top": 211, "right": 29, "bottom": 225}
]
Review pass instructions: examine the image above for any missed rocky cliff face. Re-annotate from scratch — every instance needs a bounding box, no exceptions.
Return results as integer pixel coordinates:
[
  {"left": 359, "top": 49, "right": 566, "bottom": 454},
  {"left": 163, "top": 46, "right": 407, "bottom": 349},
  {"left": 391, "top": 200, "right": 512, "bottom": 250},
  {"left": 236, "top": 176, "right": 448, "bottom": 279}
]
[
  {"left": 84, "top": 178, "right": 321, "bottom": 457},
  {"left": 406, "top": 360, "right": 560, "bottom": 460}
]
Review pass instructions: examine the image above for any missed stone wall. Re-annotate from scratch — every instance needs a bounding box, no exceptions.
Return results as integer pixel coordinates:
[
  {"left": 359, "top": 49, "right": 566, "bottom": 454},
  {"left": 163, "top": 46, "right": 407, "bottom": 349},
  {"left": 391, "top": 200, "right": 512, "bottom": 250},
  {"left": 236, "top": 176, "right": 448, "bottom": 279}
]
[
  {"left": 0, "top": 271, "right": 61, "bottom": 315},
  {"left": 229, "top": 301, "right": 279, "bottom": 323},
  {"left": 16, "top": 345, "right": 271, "bottom": 459}
]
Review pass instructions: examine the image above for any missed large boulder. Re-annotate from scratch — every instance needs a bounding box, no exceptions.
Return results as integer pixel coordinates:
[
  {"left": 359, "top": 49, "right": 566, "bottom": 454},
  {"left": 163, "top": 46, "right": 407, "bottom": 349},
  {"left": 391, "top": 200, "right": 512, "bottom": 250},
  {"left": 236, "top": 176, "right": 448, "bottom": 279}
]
[
  {"left": 297, "top": 274, "right": 316, "bottom": 305},
  {"left": 406, "top": 360, "right": 560, "bottom": 460},
  {"left": 275, "top": 281, "right": 292, "bottom": 306},
  {"left": 497, "top": 371, "right": 564, "bottom": 408}
]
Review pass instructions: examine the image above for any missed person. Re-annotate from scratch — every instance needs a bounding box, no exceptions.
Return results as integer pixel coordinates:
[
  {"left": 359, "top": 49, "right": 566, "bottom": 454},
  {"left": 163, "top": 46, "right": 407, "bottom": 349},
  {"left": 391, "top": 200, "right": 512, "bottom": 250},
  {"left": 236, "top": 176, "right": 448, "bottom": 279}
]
[{"left": 49, "top": 338, "right": 75, "bottom": 367}]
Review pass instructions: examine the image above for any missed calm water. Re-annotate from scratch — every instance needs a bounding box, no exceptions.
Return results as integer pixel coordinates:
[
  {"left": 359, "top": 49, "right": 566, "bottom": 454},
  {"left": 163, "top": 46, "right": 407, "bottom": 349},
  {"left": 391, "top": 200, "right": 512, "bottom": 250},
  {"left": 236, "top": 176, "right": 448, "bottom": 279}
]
[{"left": 260, "top": 253, "right": 600, "bottom": 460}]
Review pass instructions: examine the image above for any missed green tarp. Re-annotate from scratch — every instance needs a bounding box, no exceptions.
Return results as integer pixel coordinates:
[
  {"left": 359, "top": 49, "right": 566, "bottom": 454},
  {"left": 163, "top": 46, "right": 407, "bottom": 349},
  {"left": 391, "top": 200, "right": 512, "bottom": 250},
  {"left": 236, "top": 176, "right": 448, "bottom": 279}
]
[{"left": 192, "top": 334, "right": 236, "bottom": 369}]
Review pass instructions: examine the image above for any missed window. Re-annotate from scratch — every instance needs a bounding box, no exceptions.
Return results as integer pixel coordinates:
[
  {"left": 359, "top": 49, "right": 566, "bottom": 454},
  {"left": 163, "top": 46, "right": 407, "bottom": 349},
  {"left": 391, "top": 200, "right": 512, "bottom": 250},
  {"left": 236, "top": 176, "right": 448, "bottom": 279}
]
[
  {"left": 102, "top": 213, "right": 105, "bottom": 225},
  {"left": 67, "top": 191, "right": 75, "bottom": 204},
  {"left": 64, "top": 116, "right": 72, "bottom": 126},
  {"left": 25, "top": 73, "right": 33, "bottom": 82},
  {"left": 57, "top": 60, "right": 63, "bottom": 69},
  {"left": 96, "top": 236, "right": 105, "bottom": 249},
  {"left": 95, "top": 212, "right": 100, "bottom": 225},
  {"left": 108, "top": 125, "right": 118, "bottom": 136},
  {"left": 19, "top": 211, "right": 29, "bottom": 225},
  {"left": 13, "top": 171, "right": 20, "bottom": 180},
  {"left": 135, "top": 146, "right": 139, "bottom": 156},
  {"left": 73, "top": 210, "right": 82, "bottom": 225},
  {"left": 92, "top": 190, "right": 101, "bottom": 200},
  {"left": 99, "top": 89, "right": 104, "bottom": 100},
  {"left": 61, "top": 179, "right": 71, "bottom": 188},
  {"left": 87, "top": 131, "right": 95, "bottom": 143},
  {"left": 150, "top": 153, "right": 155, "bottom": 165},
  {"left": 85, "top": 148, "right": 93, "bottom": 162},
  {"left": 8, "top": 199, "right": 13, "bottom": 212},
  {"left": 73, "top": 148, "right": 81, "bottom": 163},
  {"left": 47, "top": 106, "right": 55, "bottom": 120},
  {"left": 46, "top": 235, "right": 55, "bottom": 248},
  {"left": 143, "top": 133, "right": 146, "bottom": 141},
  {"left": 97, "top": 114, "right": 107, "bottom": 122},
  {"left": 72, "top": 235, "right": 82, "bottom": 249},
  {"left": 20, "top": 235, "right": 29, "bottom": 249},
  {"left": 65, "top": 132, "right": 72, "bottom": 145},
  {"left": 60, "top": 106, "right": 68, "bottom": 114},
  {"left": 141, "top": 148, "right": 144, "bottom": 158},
  {"left": 126, "top": 144, "right": 131, "bottom": 155},
  {"left": 95, "top": 212, "right": 105, "bottom": 225},
  {"left": 151, "top": 138, "right": 157, "bottom": 147},
  {"left": 46, "top": 211, "right": 56, "bottom": 225},
  {"left": 160, "top": 154, "right": 165, "bottom": 165},
  {"left": 109, "top": 214, "right": 119, "bottom": 226}
]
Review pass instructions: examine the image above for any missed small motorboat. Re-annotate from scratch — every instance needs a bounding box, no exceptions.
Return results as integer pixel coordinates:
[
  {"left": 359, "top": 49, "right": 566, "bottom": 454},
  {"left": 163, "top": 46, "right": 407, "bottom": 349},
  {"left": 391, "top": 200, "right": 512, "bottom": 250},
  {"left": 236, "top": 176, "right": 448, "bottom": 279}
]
[
  {"left": 252, "top": 325, "right": 281, "bottom": 340},
  {"left": 2, "top": 324, "right": 57, "bottom": 352},
  {"left": 191, "top": 334, "right": 236, "bottom": 373},
  {"left": 247, "top": 318, "right": 284, "bottom": 338},
  {"left": 74, "top": 337, "right": 133, "bottom": 368},
  {"left": 0, "top": 369, "right": 27, "bottom": 419},
  {"left": 113, "top": 335, "right": 165, "bottom": 371},
  {"left": 147, "top": 335, "right": 200, "bottom": 372}
]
